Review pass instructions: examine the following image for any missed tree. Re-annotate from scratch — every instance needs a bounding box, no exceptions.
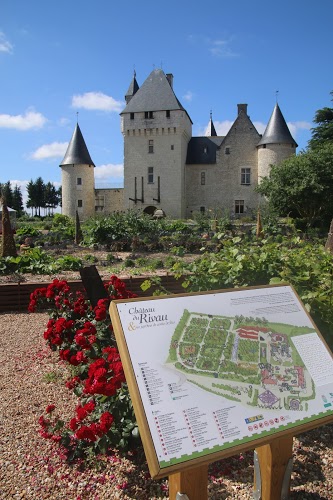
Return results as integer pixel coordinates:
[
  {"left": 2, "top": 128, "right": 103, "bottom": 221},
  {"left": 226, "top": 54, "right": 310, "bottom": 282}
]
[
  {"left": 0, "top": 181, "right": 13, "bottom": 208},
  {"left": 44, "top": 182, "right": 59, "bottom": 215},
  {"left": 34, "top": 177, "right": 45, "bottom": 216},
  {"left": 257, "top": 143, "right": 333, "bottom": 228},
  {"left": 308, "top": 91, "right": 333, "bottom": 150},
  {"left": 26, "top": 179, "right": 38, "bottom": 216},
  {"left": 12, "top": 185, "right": 24, "bottom": 216}
]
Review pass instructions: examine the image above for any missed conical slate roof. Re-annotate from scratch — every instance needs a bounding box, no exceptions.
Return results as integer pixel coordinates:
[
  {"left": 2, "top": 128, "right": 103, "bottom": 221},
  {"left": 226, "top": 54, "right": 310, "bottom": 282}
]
[
  {"left": 121, "top": 69, "right": 190, "bottom": 120},
  {"left": 258, "top": 104, "right": 297, "bottom": 146},
  {"left": 205, "top": 112, "right": 217, "bottom": 137},
  {"left": 125, "top": 71, "right": 139, "bottom": 102},
  {"left": 60, "top": 124, "right": 95, "bottom": 167}
]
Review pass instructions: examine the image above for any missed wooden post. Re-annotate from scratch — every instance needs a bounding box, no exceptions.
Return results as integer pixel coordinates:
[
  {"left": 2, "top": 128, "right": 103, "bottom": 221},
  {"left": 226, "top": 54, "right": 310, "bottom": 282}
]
[
  {"left": 254, "top": 435, "right": 293, "bottom": 500},
  {"left": 79, "top": 265, "right": 108, "bottom": 307},
  {"left": 168, "top": 464, "right": 208, "bottom": 500}
]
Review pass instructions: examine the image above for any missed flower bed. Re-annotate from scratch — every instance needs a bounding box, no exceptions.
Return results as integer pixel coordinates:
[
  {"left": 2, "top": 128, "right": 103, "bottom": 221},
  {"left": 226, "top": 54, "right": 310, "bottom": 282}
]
[{"left": 29, "top": 276, "right": 139, "bottom": 462}]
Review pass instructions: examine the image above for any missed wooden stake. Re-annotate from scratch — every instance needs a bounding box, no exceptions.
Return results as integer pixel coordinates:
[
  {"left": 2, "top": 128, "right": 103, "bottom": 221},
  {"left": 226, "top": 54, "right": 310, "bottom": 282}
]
[
  {"left": 254, "top": 435, "right": 293, "bottom": 500},
  {"left": 168, "top": 464, "right": 208, "bottom": 500}
]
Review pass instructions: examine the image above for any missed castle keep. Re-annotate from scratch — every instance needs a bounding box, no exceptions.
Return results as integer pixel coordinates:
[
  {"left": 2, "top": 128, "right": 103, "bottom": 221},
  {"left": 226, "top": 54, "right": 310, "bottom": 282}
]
[{"left": 60, "top": 69, "right": 297, "bottom": 219}]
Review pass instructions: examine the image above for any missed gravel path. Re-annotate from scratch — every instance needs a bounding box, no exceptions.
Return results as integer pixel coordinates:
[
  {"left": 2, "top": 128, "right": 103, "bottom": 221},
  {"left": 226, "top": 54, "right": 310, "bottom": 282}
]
[{"left": 0, "top": 312, "right": 333, "bottom": 499}]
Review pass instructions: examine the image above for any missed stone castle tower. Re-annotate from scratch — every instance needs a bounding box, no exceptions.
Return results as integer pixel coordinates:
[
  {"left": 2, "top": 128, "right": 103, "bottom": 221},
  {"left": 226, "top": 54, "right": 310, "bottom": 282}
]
[
  {"left": 60, "top": 123, "right": 95, "bottom": 219},
  {"left": 121, "top": 70, "right": 192, "bottom": 218},
  {"left": 60, "top": 69, "right": 297, "bottom": 219}
]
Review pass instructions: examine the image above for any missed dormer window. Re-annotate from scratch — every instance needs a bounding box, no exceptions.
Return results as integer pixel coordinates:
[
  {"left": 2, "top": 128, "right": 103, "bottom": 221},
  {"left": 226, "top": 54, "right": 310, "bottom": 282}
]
[
  {"left": 203, "top": 147, "right": 208, "bottom": 154},
  {"left": 145, "top": 111, "right": 154, "bottom": 119}
]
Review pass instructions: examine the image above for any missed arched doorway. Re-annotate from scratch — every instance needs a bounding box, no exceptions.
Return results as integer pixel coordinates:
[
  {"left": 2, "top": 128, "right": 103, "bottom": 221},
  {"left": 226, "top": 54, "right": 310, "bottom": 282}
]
[{"left": 143, "top": 206, "right": 157, "bottom": 216}]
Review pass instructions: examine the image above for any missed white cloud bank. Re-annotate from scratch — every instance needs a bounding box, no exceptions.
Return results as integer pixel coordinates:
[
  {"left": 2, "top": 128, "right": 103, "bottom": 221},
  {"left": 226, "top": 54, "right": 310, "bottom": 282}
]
[
  {"left": 30, "top": 142, "right": 68, "bottom": 160},
  {"left": 95, "top": 163, "right": 124, "bottom": 180},
  {"left": 0, "top": 32, "right": 13, "bottom": 54},
  {"left": 72, "top": 92, "right": 124, "bottom": 112},
  {"left": 0, "top": 110, "right": 47, "bottom": 130}
]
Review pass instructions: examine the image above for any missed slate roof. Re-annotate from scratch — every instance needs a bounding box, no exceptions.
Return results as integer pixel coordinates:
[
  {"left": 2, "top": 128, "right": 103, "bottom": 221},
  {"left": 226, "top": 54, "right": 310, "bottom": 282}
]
[
  {"left": 258, "top": 103, "right": 297, "bottom": 146},
  {"left": 60, "top": 124, "right": 95, "bottom": 167},
  {"left": 121, "top": 69, "right": 191, "bottom": 121},
  {"left": 186, "top": 137, "right": 223, "bottom": 164}
]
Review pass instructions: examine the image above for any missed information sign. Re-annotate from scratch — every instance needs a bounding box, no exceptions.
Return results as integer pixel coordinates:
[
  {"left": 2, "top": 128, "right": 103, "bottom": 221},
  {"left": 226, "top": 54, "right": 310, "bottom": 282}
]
[{"left": 110, "top": 284, "right": 333, "bottom": 478}]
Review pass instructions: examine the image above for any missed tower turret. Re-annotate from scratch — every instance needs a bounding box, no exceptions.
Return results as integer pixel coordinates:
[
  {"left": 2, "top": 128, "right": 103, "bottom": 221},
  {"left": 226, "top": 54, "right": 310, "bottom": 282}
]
[
  {"left": 125, "top": 70, "right": 139, "bottom": 104},
  {"left": 60, "top": 123, "right": 95, "bottom": 219},
  {"left": 205, "top": 111, "right": 217, "bottom": 137},
  {"left": 257, "top": 103, "right": 297, "bottom": 182}
]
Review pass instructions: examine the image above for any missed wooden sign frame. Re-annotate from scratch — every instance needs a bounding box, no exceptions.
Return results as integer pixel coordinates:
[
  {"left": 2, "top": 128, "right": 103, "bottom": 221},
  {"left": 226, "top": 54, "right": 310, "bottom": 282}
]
[{"left": 110, "top": 284, "right": 333, "bottom": 480}]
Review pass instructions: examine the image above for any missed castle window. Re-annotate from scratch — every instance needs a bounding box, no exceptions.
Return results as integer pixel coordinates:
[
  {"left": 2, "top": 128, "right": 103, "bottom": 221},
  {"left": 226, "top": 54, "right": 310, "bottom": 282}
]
[
  {"left": 241, "top": 168, "right": 251, "bottom": 185},
  {"left": 225, "top": 147, "right": 230, "bottom": 155},
  {"left": 201, "top": 172, "right": 206, "bottom": 185},
  {"left": 262, "top": 144, "right": 266, "bottom": 149},
  {"left": 171, "top": 145, "right": 174, "bottom": 150},
  {"left": 77, "top": 177, "right": 82, "bottom": 186},
  {"left": 95, "top": 195, "right": 105, "bottom": 212},
  {"left": 130, "top": 113, "right": 134, "bottom": 120},
  {"left": 77, "top": 199, "right": 83, "bottom": 208},
  {"left": 145, "top": 111, "right": 154, "bottom": 119},
  {"left": 235, "top": 200, "right": 244, "bottom": 214},
  {"left": 200, "top": 206, "right": 205, "bottom": 214},
  {"left": 166, "top": 110, "right": 170, "bottom": 118},
  {"left": 148, "top": 167, "right": 154, "bottom": 184},
  {"left": 148, "top": 140, "right": 154, "bottom": 153},
  {"left": 174, "top": 127, "right": 176, "bottom": 133},
  {"left": 203, "top": 147, "right": 208, "bottom": 154}
]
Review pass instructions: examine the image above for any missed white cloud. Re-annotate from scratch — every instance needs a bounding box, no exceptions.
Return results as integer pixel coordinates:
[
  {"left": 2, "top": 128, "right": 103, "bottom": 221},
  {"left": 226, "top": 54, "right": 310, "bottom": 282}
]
[
  {"left": 72, "top": 92, "right": 124, "bottom": 112},
  {"left": 252, "top": 121, "right": 267, "bottom": 134},
  {"left": 95, "top": 163, "right": 124, "bottom": 180},
  {"left": 30, "top": 142, "right": 68, "bottom": 160},
  {"left": 58, "top": 117, "right": 70, "bottom": 126},
  {"left": 183, "top": 91, "right": 194, "bottom": 102},
  {"left": 0, "top": 110, "right": 47, "bottom": 130},
  {"left": 208, "top": 38, "right": 238, "bottom": 58},
  {"left": 198, "top": 120, "right": 234, "bottom": 136},
  {"left": 0, "top": 32, "right": 13, "bottom": 54},
  {"left": 287, "top": 121, "right": 311, "bottom": 138}
]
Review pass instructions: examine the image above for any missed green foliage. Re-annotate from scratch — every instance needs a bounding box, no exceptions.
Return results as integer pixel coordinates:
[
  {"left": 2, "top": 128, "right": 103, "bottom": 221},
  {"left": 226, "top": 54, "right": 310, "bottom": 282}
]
[
  {"left": 176, "top": 235, "right": 333, "bottom": 349},
  {"left": 84, "top": 254, "right": 99, "bottom": 264},
  {"left": 308, "top": 90, "right": 333, "bottom": 150},
  {"left": 0, "top": 248, "right": 82, "bottom": 274},
  {"left": 16, "top": 225, "right": 41, "bottom": 237},
  {"left": 257, "top": 143, "right": 333, "bottom": 228}
]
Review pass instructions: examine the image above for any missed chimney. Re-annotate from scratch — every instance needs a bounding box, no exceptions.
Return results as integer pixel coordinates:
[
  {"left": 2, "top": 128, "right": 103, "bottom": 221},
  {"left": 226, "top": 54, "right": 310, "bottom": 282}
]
[
  {"left": 166, "top": 73, "right": 174, "bottom": 88},
  {"left": 237, "top": 104, "right": 248, "bottom": 116}
]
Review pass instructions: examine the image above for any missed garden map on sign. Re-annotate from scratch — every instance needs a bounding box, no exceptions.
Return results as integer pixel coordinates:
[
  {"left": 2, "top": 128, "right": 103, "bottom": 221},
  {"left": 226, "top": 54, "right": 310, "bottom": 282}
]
[
  {"left": 168, "top": 310, "right": 316, "bottom": 412},
  {"left": 112, "top": 285, "right": 333, "bottom": 476}
]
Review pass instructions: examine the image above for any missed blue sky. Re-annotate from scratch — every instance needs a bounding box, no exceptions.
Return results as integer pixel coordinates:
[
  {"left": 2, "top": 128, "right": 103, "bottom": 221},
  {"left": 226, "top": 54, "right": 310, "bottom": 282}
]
[{"left": 1, "top": 0, "right": 332, "bottom": 206}]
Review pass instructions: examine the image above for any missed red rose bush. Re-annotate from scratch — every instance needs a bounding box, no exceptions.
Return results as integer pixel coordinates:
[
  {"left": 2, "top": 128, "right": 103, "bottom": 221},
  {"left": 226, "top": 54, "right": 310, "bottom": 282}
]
[{"left": 29, "top": 276, "right": 139, "bottom": 461}]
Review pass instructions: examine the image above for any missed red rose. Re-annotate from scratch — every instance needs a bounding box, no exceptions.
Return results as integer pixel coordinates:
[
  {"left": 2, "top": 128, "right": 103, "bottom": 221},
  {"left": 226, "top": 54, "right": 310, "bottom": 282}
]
[
  {"left": 46, "top": 404, "right": 55, "bottom": 414},
  {"left": 99, "top": 412, "right": 114, "bottom": 433},
  {"left": 69, "top": 418, "right": 78, "bottom": 431},
  {"left": 75, "top": 425, "right": 97, "bottom": 442}
]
